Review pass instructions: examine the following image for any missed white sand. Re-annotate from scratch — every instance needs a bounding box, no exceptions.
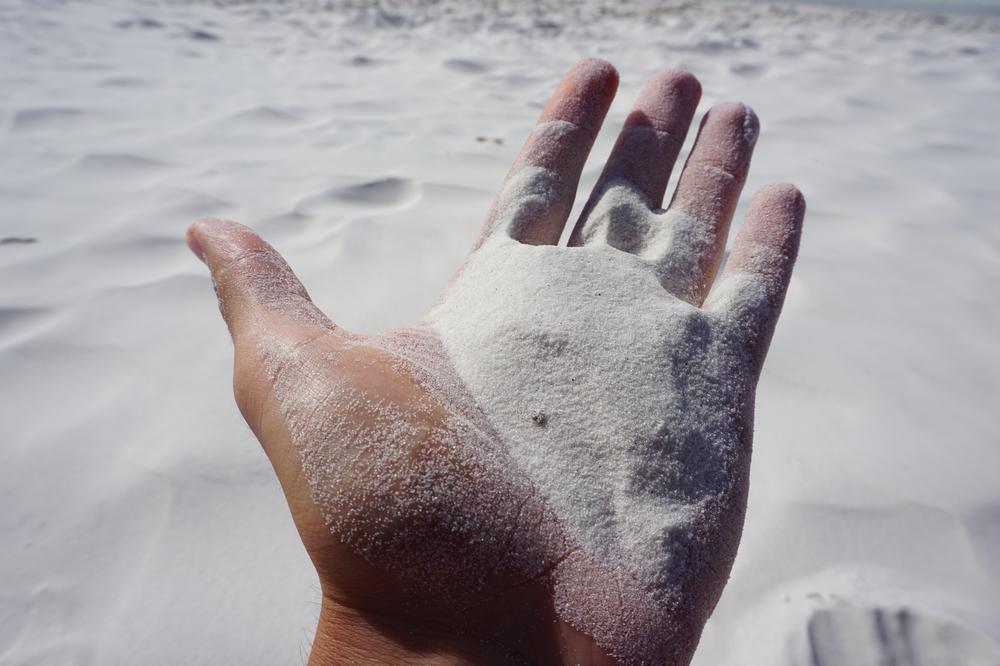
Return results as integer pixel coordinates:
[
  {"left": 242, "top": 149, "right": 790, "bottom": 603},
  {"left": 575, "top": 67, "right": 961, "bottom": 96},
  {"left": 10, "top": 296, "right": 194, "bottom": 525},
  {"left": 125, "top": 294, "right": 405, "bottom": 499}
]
[
  {"left": 427, "top": 165, "right": 787, "bottom": 661},
  {"left": 2, "top": 0, "right": 999, "bottom": 664}
]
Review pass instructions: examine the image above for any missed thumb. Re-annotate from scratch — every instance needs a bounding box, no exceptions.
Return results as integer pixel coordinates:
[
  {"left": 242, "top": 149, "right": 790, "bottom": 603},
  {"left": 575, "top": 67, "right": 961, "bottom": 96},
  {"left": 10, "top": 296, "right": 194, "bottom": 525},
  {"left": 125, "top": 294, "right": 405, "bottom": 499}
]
[
  {"left": 186, "top": 218, "right": 334, "bottom": 342},
  {"left": 187, "top": 219, "right": 341, "bottom": 527}
]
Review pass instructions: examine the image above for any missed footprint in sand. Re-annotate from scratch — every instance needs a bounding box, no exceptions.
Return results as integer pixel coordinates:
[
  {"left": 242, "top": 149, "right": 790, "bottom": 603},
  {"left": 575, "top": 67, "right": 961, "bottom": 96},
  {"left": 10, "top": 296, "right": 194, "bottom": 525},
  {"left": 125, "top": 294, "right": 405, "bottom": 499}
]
[{"left": 805, "top": 604, "right": 1000, "bottom": 665}]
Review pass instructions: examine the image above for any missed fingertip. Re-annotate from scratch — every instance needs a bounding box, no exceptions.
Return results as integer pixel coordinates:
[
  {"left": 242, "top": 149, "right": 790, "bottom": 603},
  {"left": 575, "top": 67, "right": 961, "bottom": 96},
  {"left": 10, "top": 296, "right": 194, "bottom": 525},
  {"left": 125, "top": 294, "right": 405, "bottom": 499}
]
[
  {"left": 731, "top": 183, "right": 806, "bottom": 281},
  {"left": 188, "top": 218, "right": 235, "bottom": 265},
  {"left": 673, "top": 70, "right": 702, "bottom": 108},
  {"left": 185, "top": 219, "right": 322, "bottom": 339},
  {"left": 646, "top": 68, "right": 702, "bottom": 105},
  {"left": 572, "top": 57, "right": 619, "bottom": 97},
  {"left": 187, "top": 218, "right": 261, "bottom": 265},
  {"left": 704, "top": 102, "right": 759, "bottom": 147},
  {"left": 186, "top": 222, "right": 206, "bottom": 263},
  {"left": 538, "top": 58, "right": 619, "bottom": 132},
  {"left": 627, "top": 69, "right": 702, "bottom": 136},
  {"left": 755, "top": 181, "right": 804, "bottom": 203},
  {"left": 190, "top": 216, "right": 247, "bottom": 238},
  {"left": 750, "top": 183, "right": 806, "bottom": 230}
]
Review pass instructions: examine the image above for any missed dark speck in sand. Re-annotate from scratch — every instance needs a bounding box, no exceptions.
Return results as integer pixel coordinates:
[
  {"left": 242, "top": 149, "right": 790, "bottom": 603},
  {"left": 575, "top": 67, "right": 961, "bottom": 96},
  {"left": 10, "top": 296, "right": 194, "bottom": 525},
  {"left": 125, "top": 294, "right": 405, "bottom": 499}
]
[
  {"left": 443, "top": 58, "right": 489, "bottom": 74},
  {"left": 531, "top": 412, "right": 548, "bottom": 427},
  {"left": 189, "top": 29, "right": 220, "bottom": 41},
  {"left": 351, "top": 55, "right": 373, "bottom": 66},
  {"left": 1, "top": 237, "right": 38, "bottom": 245},
  {"left": 730, "top": 62, "right": 766, "bottom": 77},
  {"left": 116, "top": 18, "right": 164, "bottom": 30},
  {"left": 374, "top": 9, "right": 406, "bottom": 28}
]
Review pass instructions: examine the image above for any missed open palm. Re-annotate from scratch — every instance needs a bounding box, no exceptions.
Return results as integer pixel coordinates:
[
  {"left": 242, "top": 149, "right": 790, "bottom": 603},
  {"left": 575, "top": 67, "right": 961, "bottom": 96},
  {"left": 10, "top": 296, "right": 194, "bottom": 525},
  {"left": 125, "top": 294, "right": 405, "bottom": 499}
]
[{"left": 187, "top": 59, "right": 804, "bottom": 665}]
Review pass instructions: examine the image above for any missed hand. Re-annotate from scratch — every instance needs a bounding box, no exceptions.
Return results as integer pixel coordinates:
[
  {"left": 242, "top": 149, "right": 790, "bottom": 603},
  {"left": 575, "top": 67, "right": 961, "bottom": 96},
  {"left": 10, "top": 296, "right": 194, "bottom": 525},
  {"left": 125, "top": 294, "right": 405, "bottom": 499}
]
[{"left": 186, "top": 58, "right": 804, "bottom": 665}]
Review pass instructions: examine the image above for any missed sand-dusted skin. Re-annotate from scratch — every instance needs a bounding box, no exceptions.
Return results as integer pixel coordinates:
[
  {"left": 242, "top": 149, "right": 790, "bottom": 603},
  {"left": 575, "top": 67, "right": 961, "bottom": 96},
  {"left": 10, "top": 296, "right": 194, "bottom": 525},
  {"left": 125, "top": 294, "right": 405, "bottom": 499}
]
[{"left": 188, "top": 59, "right": 804, "bottom": 664}]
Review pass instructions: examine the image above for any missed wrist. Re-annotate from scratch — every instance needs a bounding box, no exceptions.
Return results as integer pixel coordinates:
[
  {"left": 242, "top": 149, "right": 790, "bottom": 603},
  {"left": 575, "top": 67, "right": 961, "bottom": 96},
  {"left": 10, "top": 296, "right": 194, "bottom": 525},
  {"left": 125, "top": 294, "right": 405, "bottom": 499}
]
[
  {"left": 309, "top": 596, "right": 513, "bottom": 666},
  {"left": 308, "top": 593, "right": 619, "bottom": 666}
]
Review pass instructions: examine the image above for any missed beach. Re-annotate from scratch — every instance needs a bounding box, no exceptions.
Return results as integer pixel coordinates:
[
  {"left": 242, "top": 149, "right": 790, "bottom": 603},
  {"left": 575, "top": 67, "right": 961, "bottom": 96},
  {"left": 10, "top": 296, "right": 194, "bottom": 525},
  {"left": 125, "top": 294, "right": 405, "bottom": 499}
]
[{"left": 1, "top": 0, "right": 999, "bottom": 663}]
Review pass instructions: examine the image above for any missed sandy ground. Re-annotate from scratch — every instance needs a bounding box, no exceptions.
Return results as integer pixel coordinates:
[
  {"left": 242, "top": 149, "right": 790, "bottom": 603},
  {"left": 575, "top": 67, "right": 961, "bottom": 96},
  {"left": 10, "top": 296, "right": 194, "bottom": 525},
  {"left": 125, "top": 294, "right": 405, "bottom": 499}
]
[{"left": 1, "top": 0, "right": 999, "bottom": 663}]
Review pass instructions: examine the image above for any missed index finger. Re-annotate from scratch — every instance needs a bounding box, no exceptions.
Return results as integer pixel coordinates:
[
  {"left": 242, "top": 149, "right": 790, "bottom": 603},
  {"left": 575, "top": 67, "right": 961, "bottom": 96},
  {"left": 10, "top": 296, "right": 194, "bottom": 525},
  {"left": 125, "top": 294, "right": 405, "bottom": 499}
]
[{"left": 474, "top": 58, "right": 618, "bottom": 248}]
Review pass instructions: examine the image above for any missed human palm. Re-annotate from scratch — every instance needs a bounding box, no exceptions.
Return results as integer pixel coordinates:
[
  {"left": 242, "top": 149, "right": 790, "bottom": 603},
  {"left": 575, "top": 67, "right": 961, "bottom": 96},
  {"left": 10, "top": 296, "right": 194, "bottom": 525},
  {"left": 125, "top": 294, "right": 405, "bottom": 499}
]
[{"left": 187, "top": 59, "right": 804, "bottom": 665}]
